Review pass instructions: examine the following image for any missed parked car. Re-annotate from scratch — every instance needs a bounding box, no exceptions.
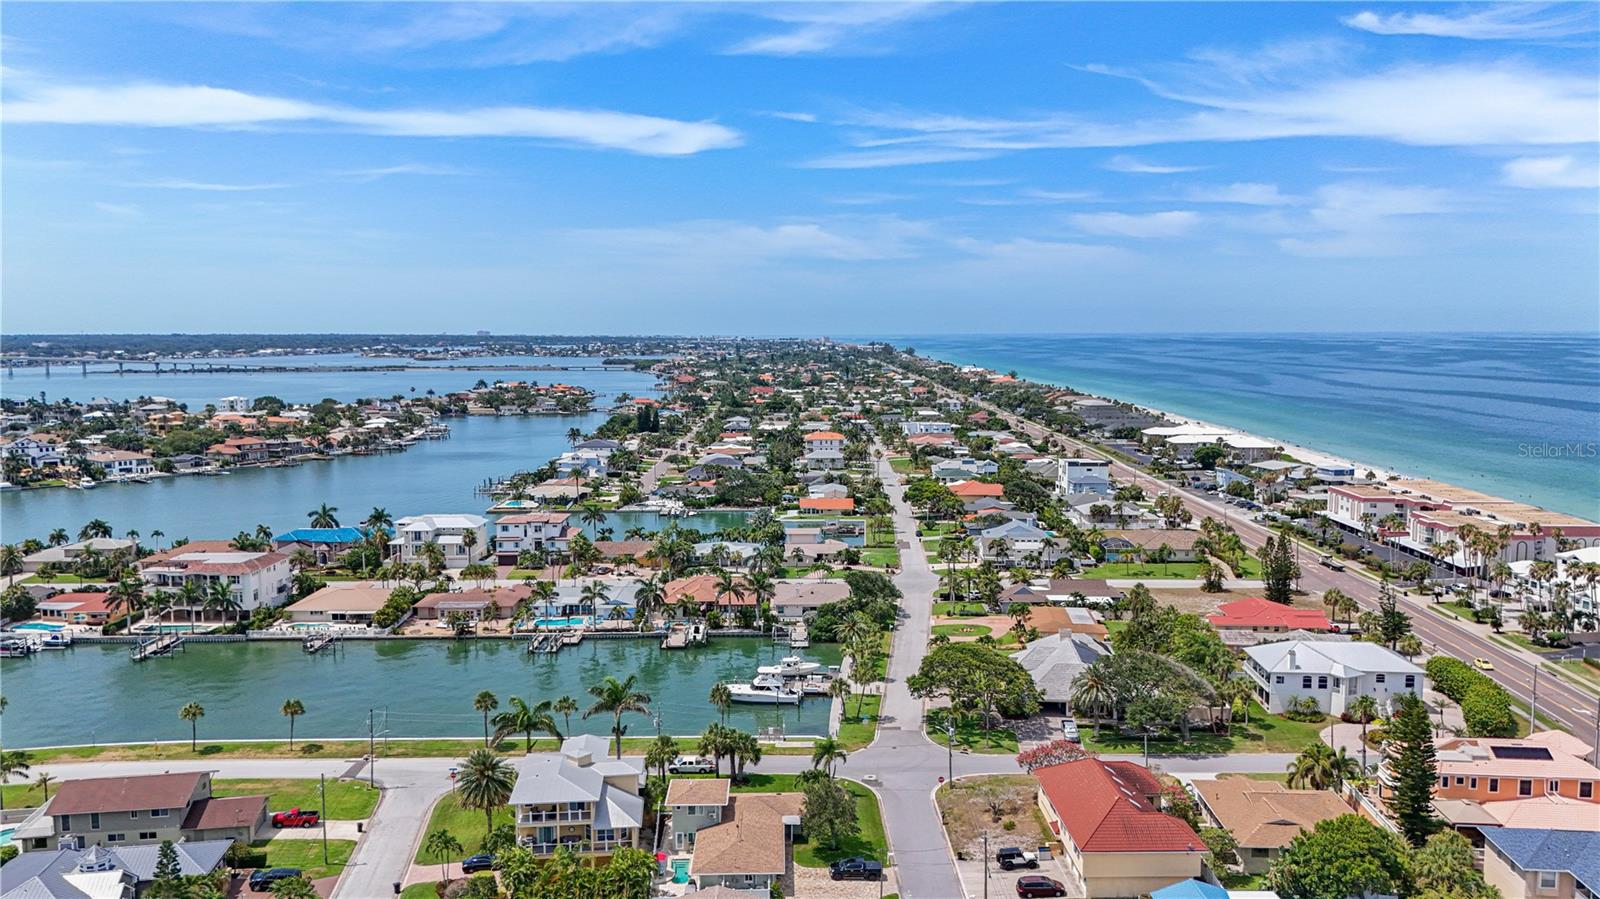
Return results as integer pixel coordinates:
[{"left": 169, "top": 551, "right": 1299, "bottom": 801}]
[
  {"left": 271, "top": 808, "right": 320, "bottom": 828},
  {"left": 461, "top": 854, "right": 496, "bottom": 874},
  {"left": 1016, "top": 875, "right": 1068, "bottom": 898},
  {"left": 997, "top": 847, "right": 1040, "bottom": 870},
  {"left": 1060, "top": 718, "right": 1080, "bottom": 742},
  {"left": 248, "top": 869, "right": 302, "bottom": 892},
  {"left": 667, "top": 755, "right": 716, "bottom": 774},
  {"left": 829, "top": 857, "right": 885, "bottom": 881}
]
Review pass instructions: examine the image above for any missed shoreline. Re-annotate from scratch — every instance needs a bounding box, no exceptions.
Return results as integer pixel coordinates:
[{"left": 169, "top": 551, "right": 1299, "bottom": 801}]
[{"left": 1118, "top": 401, "right": 1407, "bottom": 481}]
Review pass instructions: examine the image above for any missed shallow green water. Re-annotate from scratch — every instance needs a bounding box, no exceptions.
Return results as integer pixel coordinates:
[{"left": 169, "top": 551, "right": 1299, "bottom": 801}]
[{"left": 0, "top": 637, "right": 839, "bottom": 748}]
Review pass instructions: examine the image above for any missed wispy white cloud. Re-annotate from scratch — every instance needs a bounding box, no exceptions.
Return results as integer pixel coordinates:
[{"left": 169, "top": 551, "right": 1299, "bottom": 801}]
[
  {"left": 765, "top": 111, "right": 819, "bottom": 123},
  {"left": 564, "top": 216, "right": 935, "bottom": 263},
  {"left": 1343, "top": 4, "right": 1598, "bottom": 41},
  {"left": 1070, "top": 210, "right": 1200, "bottom": 238},
  {"left": 827, "top": 192, "right": 913, "bottom": 206},
  {"left": 1278, "top": 182, "right": 1453, "bottom": 257},
  {"left": 1186, "top": 183, "right": 1301, "bottom": 205},
  {"left": 93, "top": 201, "right": 141, "bottom": 217},
  {"left": 1103, "top": 154, "right": 1208, "bottom": 174},
  {"left": 123, "top": 178, "right": 295, "bottom": 192},
  {"left": 4, "top": 81, "right": 742, "bottom": 156},
  {"left": 797, "top": 147, "right": 997, "bottom": 169},
  {"left": 333, "top": 163, "right": 475, "bottom": 182},
  {"left": 1501, "top": 155, "right": 1600, "bottom": 189},
  {"left": 725, "top": 3, "right": 950, "bottom": 56}
]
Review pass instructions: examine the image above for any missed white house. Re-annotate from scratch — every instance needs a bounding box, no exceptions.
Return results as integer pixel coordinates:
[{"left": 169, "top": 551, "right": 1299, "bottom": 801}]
[
  {"left": 931, "top": 457, "right": 999, "bottom": 483},
  {"left": 1242, "top": 640, "right": 1424, "bottom": 716},
  {"left": 84, "top": 449, "right": 154, "bottom": 477},
  {"left": 1, "top": 435, "right": 66, "bottom": 468},
  {"left": 976, "top": 519, "right": 1063, "bottom": 566},
  {"left": 393, "top": 514, "right": 490, "bottom": 569},
  {"left": 901, "top": 420, "right": 955, "bottom": 436},
  {"left": 1057, "top": 458, "right": 1111, "bottom": 497},
  {"left": 494, "top": 512, "right": 574, "bottom": 565},
  {"left": 138, "top": 543, "right": 292, "bottom": 613},
  {"left": 510, "top": 735, "right": 644, "bottom": 859},
  {"left": 801, "top": 431, "right": 846, "bottom": 453},
  {"left": 217, "top": 396, "right": 250, "bottom": 413}
]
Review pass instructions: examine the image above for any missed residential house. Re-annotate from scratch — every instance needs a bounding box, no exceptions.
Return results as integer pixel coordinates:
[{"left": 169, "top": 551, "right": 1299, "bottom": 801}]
[
  {"left": 770, "top": 580, "right": 851, "bottom": 621},
  {"left": 9, "top": 772, "right": 265, "bottom": 855},
  {"left": 998, "top": 578, "right": 1124, "bottom": 609},
  {"left": 807, "top": 483, "right": 850, "bottom": 499},
  {"left": 802, "top": 449, "right": 844, "bottom": 471},
  {"left": 1207, "top": 597, "right": 1333, "bottom": 634},
  {"left": 0, "top": 841, "right": 233, "bottom": 899},
  {"left": 1033, "top": 759, "right": 1207, "bottom": 898},
  {"left": 205, "top": 436, "right": 270, "bottom": 464},
  {"left": 1243, "top": 640, "right": 1424, "bottom": 716},
  {"left": 1427, "top": 732, "right": 1599, "bottom": 805},
  {"left": 21, "top": 539, "right": 137, "bottom": 574},
  {"left": 1011, "top": 631, "right": 1111, "bottom": 709},
  {"left": 1057, "top": 458, "right": 1112, "bottom": 497},
  {"left": 901, "top": 420, "right": 955, "bottom": 436},
  {"left": 786, "top": 540, "right": 850, "bottom": 564},
  {"left": 272, "top": 526, "right": 375, "bottom": 567},
  {"left": 975, "top": 518, "right": 1062, "bottom": 566},
  {"left": 1, "top": 435, "right": 66, "bottom": 468},
  {"left": 83, "top": 450, "right": 153, "bottom": 477},
  {"left": 1192, "top": 778, "right": 1349, "bottom": 874},
  {"left": 663, "top": 574, "right": 753, "bottom": 614},
  {"left": 1099, "top": 529, "right": 1201, "bottom": 563},
  {"left": 137, "top": 542, "right": 292, "bottom": 613},
  {"left": 798, "top": 497, "right": 854, "bottom": 514},
  {"left": 674, "top": 782, "right": 804, "bottom": 892},
  {"left": 284, "top": 584, "right": 394, "bottom": 626},
  {"left": 34, "top": 592, "right": 114, "bottom": 626},
  {"left": 1065, "top": 495, "right": 1162, "bottom": 529},
  {"left": 392, "top": 514, "right": 490, "bottom": 569},
  {"left": 509, "top": 735, "right": 645, "bottom": 859},
  {"left": 801, "top": 431, "right": 846, "bottom": 453},
  {"left": 1478, "top": 829, "right": 1598, "bottom": 899},
  {"left": 413, "top": 585, "right": 533, "bottom": 622},
  {"left": 931, "top": 458, "right": 999, "bottom": 484},
  {"left": 494, "top": 512, "right": 575, "bottom": 565}
]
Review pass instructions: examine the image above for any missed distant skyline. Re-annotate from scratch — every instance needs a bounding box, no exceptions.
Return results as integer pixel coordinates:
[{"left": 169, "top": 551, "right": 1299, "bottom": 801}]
[{"left": 3, "top": 2, "right": 1597, "bottom": 334}]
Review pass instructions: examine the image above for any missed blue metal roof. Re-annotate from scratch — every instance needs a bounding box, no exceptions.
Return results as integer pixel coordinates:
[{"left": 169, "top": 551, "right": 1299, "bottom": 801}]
[
  {"left": 1481, "top": 828, "right": 1600, "bottom": 889},
  {"left": 1153, "top": 881, "right": 1230, "bottom": 899},
  {"left": 273, "top": 527, "right": 371, "bottom": 544}
]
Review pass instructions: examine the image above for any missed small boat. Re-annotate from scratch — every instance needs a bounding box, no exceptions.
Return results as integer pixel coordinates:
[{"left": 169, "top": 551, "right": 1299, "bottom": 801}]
[
  {"left": 31, "top": 631, "right": 73, "bottom": 649},
  {"left": 725, "top": 674, "right": 802, "bottom": 705},
  {"left": 0, "top": 639, "right": 35, "bottom": 658},
  {"left": 77, "top": 477, "right": 97, "bottom": 489},
  {"left": 756, "top": 655, "right": 822, "bottom": 678}
]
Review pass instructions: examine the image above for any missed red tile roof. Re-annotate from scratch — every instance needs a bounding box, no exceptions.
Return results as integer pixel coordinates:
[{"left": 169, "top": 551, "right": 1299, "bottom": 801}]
[
  {"left": 803, "top": 431, "right": 845, "bottom": 441},
  {"left": 1034, "top": 759, "right": 1202, "bottom": 853},
  {"left": 799, "top": 497, "right": 855, "bottom": 512},
  {"left": 51, "top": 773, "right": 204, "bottom": 816},
  {"left": 1207, "top": 597, "right": 1333, "bottom": 631},
  {"left": 949, "top": 480, "right": 1005, "bottom": 498},
  {"left": 664, "top": 573, "right": 753, "bottom": 606}
]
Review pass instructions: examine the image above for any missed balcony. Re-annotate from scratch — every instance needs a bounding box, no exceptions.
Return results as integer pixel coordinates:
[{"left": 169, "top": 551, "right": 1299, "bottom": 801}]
[
  {"left": 517, "top": 835, "right": 630, "bottom": 855},
  {"left": 518, "top": 809, "right": 589, "bottom": 825}
]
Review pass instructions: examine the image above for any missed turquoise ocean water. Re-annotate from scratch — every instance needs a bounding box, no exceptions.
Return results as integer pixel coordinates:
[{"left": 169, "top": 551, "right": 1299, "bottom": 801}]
[{"left": 882, "top": 333, "right": 1599, "bottom": 519}]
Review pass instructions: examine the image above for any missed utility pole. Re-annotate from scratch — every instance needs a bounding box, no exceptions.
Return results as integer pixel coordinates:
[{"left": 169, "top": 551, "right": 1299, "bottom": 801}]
[
  {"left": 320, "top": 774, "right": 329, "bottom": 866},
  {"left": 1530, "top": 665, "right": 1540, "bottom": 729},
  {"left": 982, "top": 832, "right": 990, "bottom": 899},
  {"left": 368, "top": 708, "right": 377, "bottom": 788},
  {"left": 945, "top": 719, "right": 956, "bottom": 784}
]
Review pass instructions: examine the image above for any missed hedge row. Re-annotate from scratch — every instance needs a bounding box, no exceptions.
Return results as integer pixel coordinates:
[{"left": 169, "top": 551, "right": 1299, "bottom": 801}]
[{"left": 1425, "top": 656, "right": 1517, "bottom": 737}]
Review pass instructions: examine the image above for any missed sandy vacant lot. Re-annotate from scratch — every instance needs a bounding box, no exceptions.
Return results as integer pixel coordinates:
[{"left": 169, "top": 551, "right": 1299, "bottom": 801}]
[{"left": 937, "top": 775, "right": 1053, "bottom": 861}]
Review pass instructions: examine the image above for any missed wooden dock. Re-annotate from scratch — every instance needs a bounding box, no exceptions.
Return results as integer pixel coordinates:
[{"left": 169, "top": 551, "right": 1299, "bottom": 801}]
[
  {"left": 130, "top": 634, "right": 183, "bottom": 661},
  {"left": 527, "top": 632, "right": 563, "bottom": 654}
]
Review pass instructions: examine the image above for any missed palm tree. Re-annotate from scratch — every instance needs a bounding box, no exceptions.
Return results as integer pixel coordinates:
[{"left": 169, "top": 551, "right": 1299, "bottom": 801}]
[
  {"left": 583, "top": 675, "right": 651, "bottom": 759},
  {"left": 553, "top": 695, "right": 578, "bottom": 736},
  {"left": 730, "top": 730, "right": 763, "bottom": 783},
  {"left": 1348, "top": 694, "right": 1380, "bottom": 772},
  {"left": 34, "top": 771, "right": 55, "bottom": 802},
  {"left": 530, "top": 580, "right": 559, "bottom": 621},
  {"left": 79, "top": 519, "right": 113, "bottom": 541},
  {"left": 578, "top": 502, "right": 608, "bottom": 530},
  {"left": 1286, "top": 742, "right": 1359, "bottom": 791},
  {"left": 644, "top": 734, "right": 680, "bottom": 790},
  {"left": 0, "top": 545, "right": 22, "bottom": 586},
  {"left": 632, "top": 576, "right": 664, "bottom": 631},
  {"left": 491, "top": 697, "right": 561, "bottom": 752},
  {"left": 149, "top": 529, "right": 165, "bottom": 550},
  {"left": 105, "top": 577, "right": 145, "bottom": 625},
  {"left": 204, "top": 579, "right": 242, "bottom": 623},
  {"left": 179, "top": 701, "right": 205, "bottom": 751},
  {"left": 474, "top": 691, "right": 499, "bottom": 746},
  {"left": 713, "top": 568, "right": 744, "bottom": 616},
  {"left": 281, "top": 698, "right": 305, "bottom": 750},
  {"left": 454, "top": 748, "right": 517, "bottom": 842},
  {"left": 424, "top": 828, "right": 464, "bottom": 882},
  {"left": 47, "top": 528, "right": 69, "bottom": 547},
  {"left": 810, "top": 736, "right": 848, "bottom": 775},
  {"left": 708, "top": 683, "right": 733, "bottom": 725},
  {"left": 1070, "top": 669, "right": 1115, "bottom": 736},
  {"left": 308, "top": 504, "right": 340, "bottom": 528},
  {"left": 579, "top": 580, "right": 610, "bottom": 620},
  {"left": 0, "top": 750, "right": 31, "bottom": 811}
]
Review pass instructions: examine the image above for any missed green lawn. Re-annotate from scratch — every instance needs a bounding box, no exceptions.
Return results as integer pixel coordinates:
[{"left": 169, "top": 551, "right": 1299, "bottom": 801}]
[
  {"left": 214, "top": 778, "right": 380, "bottom": 819},
  {"left": 1551, "top": 659, "right": 1600, "bottom": 694},
  {"left": 861, "top": 547, "right": 900, "bottom": 569},
  {"left": 414, "top": 794, "right": 515, "bottom": 864},
  {"left": 932, "top": 623, "right": 992, "bottom": 638},
  {"left": 925, "top": 708, "right": 1019, "bottom": 754},
  {"left": 251, "top": 837, "right": 356, "bottom": 881},
  {"left": 1230, "top": 556, "right": 1264, "bottom": 578},
  {"left": 887, "top": 458, "right": 917, "bottom": 474},
  {"left": 1077, "top": 703, "right": 1328, "bottom": 755},
  {"left": 1221, "top": 872, "right": 1268, "bottom": 890},
  {"left": 2, "top": 783, "right": 52, "bottom": 808},
  {"left": 932, "top": 601, "right": 989, "bottom": 617},
  {"left": 838, "top": 693, "right": 881, "bottom": 749},
  {"left": 400, "top": 884, "right": 441, "bottom": 899},
  {"left": 731, "top": 774, "right": 887, "bottom": 867},
  {"left": 21, "top": 573, "right": 105, "bottom": 585},
  {"left": 1078, "top": 561, "right": 1209, "bottom": 579}
]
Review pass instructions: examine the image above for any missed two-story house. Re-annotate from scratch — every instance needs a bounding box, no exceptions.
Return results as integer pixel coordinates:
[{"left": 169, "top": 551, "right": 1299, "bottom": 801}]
[
  {"left": 666, "top": 779, "right": 803, "bottom": 892},
  {"left": 509, "top": 735, "right": 645, "bottom": 860},
  {"left": 10, "top": 772, "right": 265, "bottom": 854},
  {"left": 1057, "top": 458, "right": 1112, "bottom": 498},
  {"left": 392, "top": 514, "right": 489, "bottom": 569},
  {"left": 1242, "top": 640, "right": 1424, "bottom": 716},
  {"left": 1479, "top": 829, "right": 1598, "bottom": 899},
  {"left": 800, "top": 431, "right": 845, "bottom": 454},
  {"left": 82, "top": 450, "right": 154, "bottom": 477},
  {"left": 493, "top": 512, "right": 574, "bottom": 565},
  {"left": 137, "top": 542, "right": 292, "bottom": 614}
]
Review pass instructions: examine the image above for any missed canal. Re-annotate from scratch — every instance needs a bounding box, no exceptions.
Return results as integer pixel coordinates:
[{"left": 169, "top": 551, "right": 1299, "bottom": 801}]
[{"left": 0, "top": 637, "right": 841, "bottom": 748}]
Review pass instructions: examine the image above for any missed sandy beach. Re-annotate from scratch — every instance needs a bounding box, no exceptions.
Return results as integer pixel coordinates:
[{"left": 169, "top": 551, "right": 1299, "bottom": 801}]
[{"left": 1122, "top": 401, "right": 1408, "bottom": 481}]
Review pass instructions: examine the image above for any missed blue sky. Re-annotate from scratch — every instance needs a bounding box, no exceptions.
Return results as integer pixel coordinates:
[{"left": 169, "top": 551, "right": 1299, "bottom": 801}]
[{"left": 3, "top": 2, "right": 1597, "bottom": 335}]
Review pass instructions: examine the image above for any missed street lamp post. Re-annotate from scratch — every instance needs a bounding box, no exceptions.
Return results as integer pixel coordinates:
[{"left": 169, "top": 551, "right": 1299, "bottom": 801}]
[{"left": 945, "top": 718, "right": 955, "bottom": 784}]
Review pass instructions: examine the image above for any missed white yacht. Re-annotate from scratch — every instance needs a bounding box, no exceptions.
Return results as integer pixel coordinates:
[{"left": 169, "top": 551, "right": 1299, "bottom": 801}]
[
  {"left": 756, "top": 655, "right": 823, "bottom": 678},
  {"left": 725, "top": 674, "right": 801, "bottom": 705}
]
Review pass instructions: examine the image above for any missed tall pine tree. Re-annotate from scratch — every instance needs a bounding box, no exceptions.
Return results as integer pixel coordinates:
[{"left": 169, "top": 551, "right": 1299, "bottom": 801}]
[
  {"left": 1261, "top": 535, "right": 1297, "bottom": 604},
  {"left": 1385, "top": 692, "right": 1439, "bottom": 846},
  {"left": 146, "top": 840, "right": 184, "bottom": 899}
]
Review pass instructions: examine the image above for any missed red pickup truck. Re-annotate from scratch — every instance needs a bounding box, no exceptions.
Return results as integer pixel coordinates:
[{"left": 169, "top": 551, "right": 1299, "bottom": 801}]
[{"left": 271, "top": 808, "right": 320, "bottom": 828}]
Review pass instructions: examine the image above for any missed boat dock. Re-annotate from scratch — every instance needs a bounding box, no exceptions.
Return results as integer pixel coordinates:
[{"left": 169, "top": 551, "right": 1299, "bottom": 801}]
[
  {"left": 661, "top": 622, "right": 707, "bottom": 649},
  {"left": 785, "top": 624, "right": 810, "bottom": 648},
  {"left": 302, "top": 632, "right": 340, "bottom": 654},
  {"left": 527, "top": 630, "right": 585, "bottom": 654},
  {"left": 130, "top": 634, "right": 184, "bottom": 661}
]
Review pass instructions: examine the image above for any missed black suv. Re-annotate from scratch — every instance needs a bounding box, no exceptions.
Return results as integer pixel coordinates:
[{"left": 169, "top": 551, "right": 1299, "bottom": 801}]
[
  {"left": 829, "top": 857, "right": 885, "bottom": 881},
  {"left": 248, "top": 868, "right": 302, "bottom": 892},
  {"left": 461, "top": 854, "right": 496, "bottom": 874}
]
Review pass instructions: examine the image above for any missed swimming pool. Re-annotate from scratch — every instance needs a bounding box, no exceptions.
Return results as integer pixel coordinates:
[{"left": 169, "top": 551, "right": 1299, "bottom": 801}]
[
  {"left": 0, "top": 827, "right": 16, "bottom": 848},
  {"left": 670, "top": 858, "right": 689, "bottom": 884},
  {"left": 10, "top": 622, "right": 62, "bottom": 632},
  {"left": 533, "top": 616, "right": 592, "bottom": 628}
]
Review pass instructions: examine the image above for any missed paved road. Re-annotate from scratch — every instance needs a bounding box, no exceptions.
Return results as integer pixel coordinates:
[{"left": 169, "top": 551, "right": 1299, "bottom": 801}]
[{"left": 932, "top": 376, "right": 1600, "bottom": 743}]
